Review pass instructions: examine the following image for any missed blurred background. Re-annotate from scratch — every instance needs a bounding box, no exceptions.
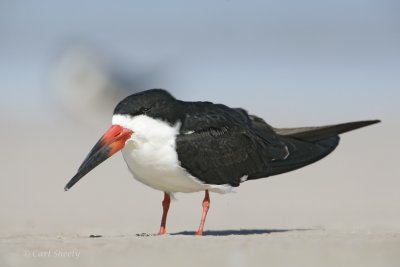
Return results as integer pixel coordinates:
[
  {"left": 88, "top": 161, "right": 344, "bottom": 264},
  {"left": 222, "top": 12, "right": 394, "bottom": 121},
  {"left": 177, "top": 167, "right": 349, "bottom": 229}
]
[{"left": 0, "top": 0, "right": 399, "bottom": 236}]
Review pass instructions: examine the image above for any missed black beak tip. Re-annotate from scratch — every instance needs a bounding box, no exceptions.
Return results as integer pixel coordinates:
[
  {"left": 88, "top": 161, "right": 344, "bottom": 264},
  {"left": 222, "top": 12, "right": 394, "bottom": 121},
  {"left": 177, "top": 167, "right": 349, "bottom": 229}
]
[{"left": 64, "top": 176, "right": 78, "bottom": 192}]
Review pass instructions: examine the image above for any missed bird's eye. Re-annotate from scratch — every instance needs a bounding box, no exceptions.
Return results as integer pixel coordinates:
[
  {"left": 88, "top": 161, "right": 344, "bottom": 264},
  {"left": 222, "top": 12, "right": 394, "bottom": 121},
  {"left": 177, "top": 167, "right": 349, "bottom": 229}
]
[
  {"left": 140, "top": 107, "right": 151, "bottom": 114},
  {"left": 131, "top": 107, "right": 151, "bottom": 116}
]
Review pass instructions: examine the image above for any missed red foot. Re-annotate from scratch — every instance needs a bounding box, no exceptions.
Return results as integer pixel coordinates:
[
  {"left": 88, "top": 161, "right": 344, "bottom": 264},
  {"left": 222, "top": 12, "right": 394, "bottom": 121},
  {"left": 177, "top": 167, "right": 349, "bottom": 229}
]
[{"left": 158, "top": 227, "right": 166, "bottom": 235}]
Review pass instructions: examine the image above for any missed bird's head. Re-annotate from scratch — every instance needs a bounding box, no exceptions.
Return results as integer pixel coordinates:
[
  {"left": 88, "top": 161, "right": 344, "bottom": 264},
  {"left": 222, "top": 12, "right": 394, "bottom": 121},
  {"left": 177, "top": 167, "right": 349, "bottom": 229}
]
[{"left": 64, "top": 89, "right": 178, "bottom": 191}]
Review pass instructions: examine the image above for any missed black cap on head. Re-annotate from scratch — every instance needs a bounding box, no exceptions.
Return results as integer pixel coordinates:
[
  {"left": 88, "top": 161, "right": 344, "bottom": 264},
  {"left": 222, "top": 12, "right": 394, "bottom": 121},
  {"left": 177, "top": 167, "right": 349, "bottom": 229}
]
[{"left": 113, "top": 89, "right": 181, "bottom": 125}]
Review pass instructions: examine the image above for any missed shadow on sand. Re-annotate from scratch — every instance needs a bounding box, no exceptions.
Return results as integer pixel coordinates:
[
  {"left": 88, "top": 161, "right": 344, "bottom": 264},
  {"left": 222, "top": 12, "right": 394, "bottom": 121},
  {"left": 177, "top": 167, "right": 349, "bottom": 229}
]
[
  {"left": 170, "top": 228, "right": 312, "bottom": 236},
  {"left": 86, "top": 228, "right": 313, "bottom": 238}
]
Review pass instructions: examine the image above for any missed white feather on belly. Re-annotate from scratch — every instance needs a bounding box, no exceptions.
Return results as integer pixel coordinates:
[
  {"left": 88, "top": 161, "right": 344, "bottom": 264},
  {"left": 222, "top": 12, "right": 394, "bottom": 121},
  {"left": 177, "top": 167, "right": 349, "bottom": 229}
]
[{"left": 112, "top": 114, "right": 233, "bottom": 193}]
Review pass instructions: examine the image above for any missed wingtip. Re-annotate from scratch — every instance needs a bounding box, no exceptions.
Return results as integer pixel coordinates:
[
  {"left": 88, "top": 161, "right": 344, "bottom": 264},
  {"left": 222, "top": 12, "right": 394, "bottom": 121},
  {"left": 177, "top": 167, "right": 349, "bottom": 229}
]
[{"left": 367, "top": 119, "right": 381, "bottom": 126}]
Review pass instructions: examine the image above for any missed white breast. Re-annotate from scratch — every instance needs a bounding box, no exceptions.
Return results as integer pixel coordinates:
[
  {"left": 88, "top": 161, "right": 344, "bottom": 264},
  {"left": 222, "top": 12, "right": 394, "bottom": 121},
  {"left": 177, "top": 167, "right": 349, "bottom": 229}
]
[{"left": 112, "top": 114, "right": 232, "bottom": 194}]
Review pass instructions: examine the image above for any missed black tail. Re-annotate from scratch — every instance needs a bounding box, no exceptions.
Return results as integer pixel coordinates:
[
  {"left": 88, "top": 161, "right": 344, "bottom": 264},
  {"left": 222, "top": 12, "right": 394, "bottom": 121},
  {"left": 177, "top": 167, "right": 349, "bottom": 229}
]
[
  {"left": 248, "top": 120, "right": 380, "bottom": 180},
  {"left": 274, "top": 120, "right": 380, "bottom": 142}
]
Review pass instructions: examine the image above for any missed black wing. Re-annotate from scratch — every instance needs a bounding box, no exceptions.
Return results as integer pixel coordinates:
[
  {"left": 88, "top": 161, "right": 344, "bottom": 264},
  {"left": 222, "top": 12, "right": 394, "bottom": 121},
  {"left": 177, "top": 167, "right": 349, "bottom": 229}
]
[
  {"left": 241, "top": 113, "right": 340, "bottom": 180},
  {"left": 175, "top": 103, "right": 288, "bottom": 186},
  {"left": 247, "top": 119, "right": 379, "bottom": 180}
]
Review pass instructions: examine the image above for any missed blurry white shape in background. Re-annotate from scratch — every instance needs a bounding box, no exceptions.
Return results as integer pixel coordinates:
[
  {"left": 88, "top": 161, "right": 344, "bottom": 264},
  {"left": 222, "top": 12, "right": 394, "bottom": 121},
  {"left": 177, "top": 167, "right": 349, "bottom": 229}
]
[{"left": 50, "top": 44, "right": 168, "bottom": 127}]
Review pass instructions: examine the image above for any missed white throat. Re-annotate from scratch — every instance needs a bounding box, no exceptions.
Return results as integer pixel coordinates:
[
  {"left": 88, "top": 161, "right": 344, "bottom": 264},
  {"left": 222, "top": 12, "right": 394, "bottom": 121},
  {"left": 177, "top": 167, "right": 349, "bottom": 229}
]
[{"left": 112, "top": 114, "right": 180, "bottom": 144}]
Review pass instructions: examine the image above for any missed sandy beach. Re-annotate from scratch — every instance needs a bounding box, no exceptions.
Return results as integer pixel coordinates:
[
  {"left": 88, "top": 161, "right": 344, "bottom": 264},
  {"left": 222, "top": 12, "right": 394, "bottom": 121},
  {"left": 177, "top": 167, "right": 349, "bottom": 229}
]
[
  {"left": 1, "top": 229, "right": 400, "bottom": 267},
  {"left": 1, "top": 112, "right": 399, "bottom": 267}
]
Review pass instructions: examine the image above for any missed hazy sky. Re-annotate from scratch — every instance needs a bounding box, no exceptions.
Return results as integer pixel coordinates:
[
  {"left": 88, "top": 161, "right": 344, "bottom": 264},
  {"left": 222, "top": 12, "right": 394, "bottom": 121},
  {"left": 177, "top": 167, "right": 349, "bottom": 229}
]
[{"left": 1, "top": 0, "right": 399, "bottom": 120}]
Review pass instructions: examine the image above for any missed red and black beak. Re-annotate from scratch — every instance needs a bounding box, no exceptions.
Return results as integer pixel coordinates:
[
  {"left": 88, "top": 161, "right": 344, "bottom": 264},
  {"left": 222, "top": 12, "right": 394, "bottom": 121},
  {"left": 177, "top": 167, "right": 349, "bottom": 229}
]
[{"left": 64, "top": 125, "right": 133, "bottom": 191}]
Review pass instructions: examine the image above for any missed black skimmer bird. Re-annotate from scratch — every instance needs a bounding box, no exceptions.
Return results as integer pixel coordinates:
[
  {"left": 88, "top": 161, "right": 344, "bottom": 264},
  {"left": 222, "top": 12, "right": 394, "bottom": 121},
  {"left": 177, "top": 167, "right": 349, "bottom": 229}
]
[{"left": 65, "top": 89, "right": 380, "bottom": 235}]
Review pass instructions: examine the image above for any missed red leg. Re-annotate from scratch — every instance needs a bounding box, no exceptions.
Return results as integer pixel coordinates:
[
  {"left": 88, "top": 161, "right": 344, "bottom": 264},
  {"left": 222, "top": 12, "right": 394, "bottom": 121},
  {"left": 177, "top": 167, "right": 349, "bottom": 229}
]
[
  {"left": 196, "top": 190, "right": 210, "bottom": 236},
  {"left": 158, "top": 192, "right": 170, "bottom": 235}
]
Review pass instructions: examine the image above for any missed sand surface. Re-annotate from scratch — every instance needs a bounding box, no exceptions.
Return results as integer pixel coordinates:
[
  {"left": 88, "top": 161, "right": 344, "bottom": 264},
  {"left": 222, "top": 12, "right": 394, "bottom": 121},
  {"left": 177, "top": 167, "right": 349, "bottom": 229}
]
[
  {"left": 1, "top": 111, "right": 399, "bottom": 266},
  {"left": 2, "top": 229, "right": 400, "bottom": 267}
]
